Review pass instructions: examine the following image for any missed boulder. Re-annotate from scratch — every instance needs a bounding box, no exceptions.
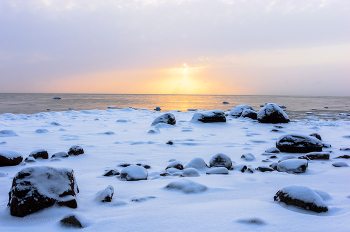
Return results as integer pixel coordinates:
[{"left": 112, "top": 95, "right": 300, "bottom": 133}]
[
  {"left": 151, "top": 113, "right": 176, "bottom": 126},
  {"left": 332, "top": 162, "right": 349, "bottom": 167},
  {"left": 185, "top": 158, "right": 209, "bottom": 170},
  {"left": 103, "top": 169, "right": 120, "bottom": 176},
  {"left": 191, "top": 110, "right": 226, "bottom": 123},
  {"left": 181, "top": 168, "right": 200, "bottom": 177},
  {"left": 257, "top": 103, "right": 290, "bottom": 123},
  {"left": 165, "top": 179, "right": 207, "bottom": 194},
  {"left": 68, "top": 145, "right": 84, "bottom": 156},
  {"left": 166, "top": 161, "right": 184, "bottom": 170},
  {"left": 256, "top": 166, "right": 274, "bottom": 172},
  {"left": 120, "top": 166, "right": 148, "bottom": 181},
  {"left": 29, "top": 149, "right": 49, "bottom": 159},
  {"left": 60, "top": 215, "right": 83, "bottom": 228},
  {"left": 8, "top": 166, "right": 79, "bottom": 217},
  {"left": 277, "top": 159, "right": 308, "bottom": 173},
  {"left": 241, "top": 153, "right": 255, "bottom": 161},
  {"left": 298, "top": 152, "right": 330, "bottom": 160},
  {"left": 274, "top": 185, "right": 328, "bottom": 213},
  {"left": 0, "top": 151, "right": 23, "bottom": 166},
  {"left": 95, "top": 185, "right": 114, "bottom": 202},
  {"left": 240, "top": 109, "right": 258, "bottom": 119},
  {"left": 276, "top": 134, "right": 323, "bottom": 153},
  {"left": 209, "top": 153, "right": 232, "bottom": 169},
  {"left": 230, "top": 105, "right": 256, "bottom": 117},
  {"left": 206, "top": 167, "right": 229, "bottom": 175}
]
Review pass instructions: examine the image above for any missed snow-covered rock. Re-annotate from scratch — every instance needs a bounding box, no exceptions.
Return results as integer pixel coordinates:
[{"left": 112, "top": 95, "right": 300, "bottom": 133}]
[
  {"left": 166, "top": 161, "right": 184, "bottom": 170},
  {"left": 191, "top": 110, "right": 226, "bottom": 123},
  {"left": 229, "top": 105, "right": 256, "bottom": 117},
  {"left": 257, "top": 103, "right": 290, "bottom": 123},
  {"left": 151, "top": 113, "right": 176, "bottom": 126},
  {"left": 265, "top": 147, "right": 280, "bottom": 153},
  {"left": 68, "top": 145, "right": 84, "bottom": 156},
  {"left": 0, "top": 151, "right": 23, "bottom": 166},
  {"left": 279, "top": 155, "right": 297, "bottom": 162},
  {"left": 277, "top": 159, "right": 308, "bottom": 173},
  {"left": 241, "top": 153, "right": 255, "bottom": 161},
  {"left": 274, "top": 185, "right": 328, "bottom": 213},
  {"left": 332, "top": 162, "right": 349, "bottom": 167},
  {"left": 209, "top": 153, "right": 232, "bottom": 169},
  {"left": 309, "top": 133, "right": 322, "bottom": 140},
  {"left": 120, "top": 165, "right": 148, "bottom": 181},
  {"left": 185, "top": 157, "right": 209, "bottom": 170},
  {"left": 8, "top": 166, "right": 79, "bottom": 217},
  {"left": 51, "top": 151, "right": 69, "bottom": 158},
  {"left": 206, "top": 167, "right": 229, "bottom": 175},
  {"left": 165, "top": 179, "right": 207, "bottom": 194},
  {"left": 154, "top": 106, "right": 161, "bottom": 111},
  {"left": 181, "top": 168, "right": 200, "bottom": 177},
  {"left": 35, "top": 129, "right": 49, "bottom": 133},
  {"left": 231, "top": 164, "right": 247, "bottom": 172},
  {"left": 0, "top": 130, "right": 18, "bottom": 137},
  {"left": 24, "top": 156, "right": 36, "bottom": 163},
  {"left": 103, "top": 169, "right": 120, "bottom": 176},
  {"left": 240, "top": 109, "right": 258, "bottom": 119},
  {"left": 276, "top": 134, "right": 323, "bottom": 153},
  {"left": 60, "top": 214, "right": 83, "bottom": 228},
  {"left": 29, "top": 149, "right": 49, "bottom": 159},
  {"left": 256, "top": 166, "right": 274, "bottom": 172},
  {"left": 298, "top": 152, "right": 330, "bottom": 160},
  {"left": 95, "top": 185, "right": 114, "bottom": 202}
]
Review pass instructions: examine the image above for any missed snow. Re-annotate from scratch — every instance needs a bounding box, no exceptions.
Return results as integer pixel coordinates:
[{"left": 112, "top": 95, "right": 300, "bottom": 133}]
[
  {"left": 0, "top": 150, "right": 22, "bottom": 158},
  {"left": 0, "top": 108, "right": 350, "bottom": 231},
  {"left": 229, "top": 105, "right": 256, "bottom": 117}
]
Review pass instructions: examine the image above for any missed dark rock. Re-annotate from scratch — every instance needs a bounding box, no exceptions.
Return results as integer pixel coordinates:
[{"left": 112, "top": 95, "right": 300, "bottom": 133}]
[
  {"left": 339, "top": 148, "right": 350, "bottom": 151},
  {"left": 60, "top": 215, "right": 83, "bottom": 228},
  {"left": 118, "top": 163, "right": 131, "bottom": 167},
  {"left": 8, "top": 166, "right": 79, "bottom": 217},
  {"left": 103, "top": 169, "right": 120, "bottom": 176},
  {"left": 274, "top": 185, "right": 328, "bottom": 213},
  {"left": 257, "top": 103, "right": 290, "bottom": 123},
  {"left": 271, "top": 129, "right": 280, "bottom": 132},
  {"left": 191, "top": 110, "right": 226, "bottom": 123},
  {"left": 277, "top": 159, "right": 308, "bottom": 173},
  {"left": 256, "top": 166, "right": 274, "bottom": 172},
  {"left": 29, "top": 149, "right": 49, "bottom": 159},
  {"left": 68, "top": 145, "right": 84, "bottom": 156},
  {"left": 96, "top": 185, "right": 114, "bottom": 202},
  {"left": 240, "top": 109, "right": 258, "bottom": 119},
  {"left": 0, "top": 151, "right": 23, "bottom": 166},
  {"left": 209, "top": 153, "right": 232, "bottom": 169},
  {"left": 166, "top": 140, "right": 174, "bottom": 145},
  {"left": 270, "top": 155, "right": 278, "bottom": 159},
  {"left": 166, "top": 161, "right": 184, "bottom": 170},
  {"left": 276, "top": 134, "right": 323, "bottom": 153},
  {"left": 230, "top": 105, "right": 256, "bottom": 117},
  {"left": 131, "top": 196, "right": 156, "bottom": 202},
  {"left": 298, "top": 152, "right": 330, "bottom": 160},
  {"left": 136, "top": 164, "right": 151, "bottom": 169},
  {"left": 334, "top": 155, "right": 350, "bottom": 159},
  {"left": 231, "top": 164, "right": 247, "bottom": 172},
  {"left": 154, "top": 106, "right": 161, "bottom": 111},
  {"left": 245, "top": 167, "right": 255, "bottom": 173},
  {"left": 120, "top": 166, "right": 148, "bottom": 181},
  {"left": 151, "top": 113, "right": 176, "bottom": 126},
  {"left": 309, "top": 133, "right": 322, "bottom": 140},
  {"left": 51, "top": 152, "right": 69, "bottom": 158},
  {"left": 269, "top": 162, "right": 278, "bottom": 170},
  {"left": 237, "top": 218, "right": 266, "bottom": 225},
  {"left": 24, "top": 157, "right": 36, "bottom": 163}
]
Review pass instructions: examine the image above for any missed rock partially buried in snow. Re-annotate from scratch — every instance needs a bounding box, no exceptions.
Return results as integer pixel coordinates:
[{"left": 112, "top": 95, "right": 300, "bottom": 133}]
[
  {"left": 209, "top": 153, "right": 232, "bottom": 169},
  {"left": 241, "top": 153, "right": 255, "bottom": 161},
  {"left": 276, "top": 134, "right": 323, "bottom": 153},
  {"left": 185, "top": 157, "right": 209, "bottom": 170},
  {"left": 8, "top": 166, "right": 79, "bottom": 217},
  {"left": 151, "top": 113, "right": 176, "bottom": 126},
  {"left": 240, "top": 109, "right": 258, "bottom": 119},
  {"left": 166, "top": 161, "right": 184, "bottom": 170},
  {"left": 95, "top": 185, "right": 114, "bottom": 202},
  {"left": 181, "top": 168, "right": 200, "bottom": 177},
  {"left": 60, "top": 214, "right": 83, "bottom": 228},
  {"left": 229, "top": 105, "right": 256, "bottom": 117},
  {"left": 68, "top": 145, "right": 84, "bottom": 156},
  {"left": 332, "top": 162, "right": 349, "bottom": 167},
  {"left": 265, "top": 147, "right": 280, "bottom": 153},
  {"left": 103, "top": 169, "right": 120, "bottom": 176},
  {"left": 256, "top": 166, "right": 274, "bottom": 172},
  {"left": 191, "top": 110, "right": 226, "bottom": 123},
  {"left": 298, "top": 152, "right": 330, "bottom": 160},
  {"left": 206, "top": 167, "right": 229, "bottom": 175},
  {"left": 165, "top": 179, "right": 207, "bottom": 194},
  {"left": 35, "top": 129, "right": 49, "bottom": 133},
  {"left": 0, "top": 130, "right": 18, "bottom": 137},
  {"left": 29, "top": 149, "right": 49, "bottom": 159},
  {"left": 51, "top": 152, "right": 69, "bottom": 158},
  {"left": 309, "top": 133, "right": 322, "bottom": 140},
  {"left": 0, "top": 151, "right": 23, "bottom": 166},
  {"left": 274, "top": 185, "right": 328, "bottom": 213},
  {"left": 236, "top": 218, "right": 266, "bottom": 225},
  {"left": 257, "top": 103, "right": 290, "bottom": 123},
  {"left": 277, "top": 159, "right": 308, "bottom": 174},
  {"left": 120, "top": 165, "right": 148, "bottom": 181}
]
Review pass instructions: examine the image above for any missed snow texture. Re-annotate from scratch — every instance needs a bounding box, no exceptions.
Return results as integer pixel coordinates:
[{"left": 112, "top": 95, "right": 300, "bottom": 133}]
[{"left": 165, "top": 179, "right": 207, "bottom": 193}]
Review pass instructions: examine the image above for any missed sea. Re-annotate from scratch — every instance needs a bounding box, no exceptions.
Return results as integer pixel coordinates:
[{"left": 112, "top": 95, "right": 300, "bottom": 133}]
[{"left": 0, "top": 93, "right": 349, "bottom": 120}]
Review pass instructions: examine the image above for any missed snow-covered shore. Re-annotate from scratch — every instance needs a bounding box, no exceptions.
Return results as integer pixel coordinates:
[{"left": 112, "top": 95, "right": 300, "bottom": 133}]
[{"left": 0, "top": 108, "right": 350, "bottom": 231}]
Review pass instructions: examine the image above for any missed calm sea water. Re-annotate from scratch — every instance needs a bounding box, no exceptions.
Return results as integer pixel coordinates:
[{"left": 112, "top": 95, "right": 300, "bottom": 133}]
[{"left": 0, "top": 93, "right": 349, "bottom": 119}]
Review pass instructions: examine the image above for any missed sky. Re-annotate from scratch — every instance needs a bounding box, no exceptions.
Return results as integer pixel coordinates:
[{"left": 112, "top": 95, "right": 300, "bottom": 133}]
[{"left": 0, "top": 0, "right": 349, "bottom": 95}]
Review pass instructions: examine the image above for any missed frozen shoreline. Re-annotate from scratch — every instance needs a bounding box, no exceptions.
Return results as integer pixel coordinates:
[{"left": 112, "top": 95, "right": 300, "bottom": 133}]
[{"left": 1, "top": 108, "right": 350, "bottom": 231}]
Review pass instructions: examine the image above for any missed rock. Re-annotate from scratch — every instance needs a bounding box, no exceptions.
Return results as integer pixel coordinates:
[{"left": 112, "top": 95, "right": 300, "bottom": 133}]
[
  {"left": 298, "top": 152, "right": 330, "bottom": 160},
  {"left": 223, "top": 101, "right": 230, "bottom": 104},
  {"left": 0, "top": 151, "right": 23, "bottom": 166},
  {"left": 29, "top": 149, "right": 49, "bottom": 159},
  {"left": 151, "top": 113, "right": 176, "bottom": 126},
  {"left": 136, "top": 163, "right": 151, "bottom": 169},
  {"left": 166, "top": 140, "right": 174, "bottom": 145},
  {"left": 166, "top": 168, "right": 183, "bottom": 175},
  {"left": 51, "top": 152, "right": 69, "bottom": 158},
  {"left": 95, "top": 185, "right": 114, "bottom": 202},
  {"left": 8, "top": 166, "right": 79, "bottom": 217},
  {"left": 185, "top": 157, "right": 209, "bottom": 170},
  {"left": 108, "top": 106, "right": 117, "bottom": 109},
  {"left": 279, "top": 105, "right": 287, "bottom": 109},
  {"left": 229, "top": 105, "right": 256, "bottom": 117},
  {"left": 334, "top": 155, "right": 350, "bottom": 159},
  {"left": 245, "top": 166, "right": 255, "bottom": 173},
  {"left": 154, "top": 106, "right": 161, "bottom": 111},
  {"left": 274, "top": 185, "right": 328, "bottom": 213},
  {"left": 279, "top": 155, "right": 297, "bottom": 162},
  {"left": 120, "top": 165, "right": 148, "bottom": 181},
  {"left": 270, "top": 155, "right": 278, "bottom": 159},
  {"left": 181, "top": 168, "right": 200, "bottom": 177},
  {"left": 277, "top": 159, "right": 308, "bottom": 173},
  {"left": 148, "top": 129, "right": 160, "bottom": 134},
  {"left": 35, "top": 129, "right": 49, "bottom": 133},
  {"left": 187, "top": 109, "right": 198, "bottom": 111},
  {"left": 68, "top": 145, "right": 84, "bottom": 156},
  {"left": 191, "top": 110, "right": 226, "bottom": 123},
  {"left": 265, "top": 147, "right": 280, "bottom": 153},
  {"left": 237, "top": 218, "right": 266, "bottom": 225},
  {"left": 165, "top": 179, "right": 207, "bottom": 194},
  {"left": 209, "top": 153, "right": 232, "bottom": 169},
  {"left": 206, "top": 167, "right": 229, "bottom": 175},
  {"left": 241, "top": 153, "right": 255, "bottom": 161},
  {"left": 257, "top": 103, "right": 290, "bottom": 123},
  {"left": 340, "top": 147, "right": 350, "bottom": 151},
  {"left": 231, "top": 164, "right": 247, "bottom": 172},
  {"left": 52, "top": 96, "right": 61, "bottom": 100},
  {"left": 24, "top": 157, "right": 36, "bottom": 163},
  {"left": 60, "top": 215, "right": 83, "bottom": 228},
  {"left": 240, "top": 109, "right": 258, "bottom": 119},
  {"left": 103, "top": 169, "right": 120, "bottom": 176},
  {"left": 166, "top": 161, "right": 184, "bottom": 170},
  {"left": 131, "top": 196, "right": 156, "bottom": 202},
  {"left": 269, "top": 162, "right": 278, "bottom": 170},
  {"left": 332, "top": 162, "right": 349, "bottom": 167},
  {"left": 0, "top": 130, "right": 18, "bottom": 137},
  {"left": 276, "top": 134, "right": 323, "bottom": 153},
  {"left": 256, "top": 166, "right": 274, "bottom": 172},
  {"left": 118, "top": 163, "right": 131, "bottom": 167},
  {"left": 309, "top": 133, "right": 322, "bottom": 140}
]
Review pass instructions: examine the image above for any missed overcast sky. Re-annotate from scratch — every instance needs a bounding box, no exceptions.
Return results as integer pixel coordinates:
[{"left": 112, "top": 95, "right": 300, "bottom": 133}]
[{"left": 0, "top": 0, "right": 349, "bottom": 95}]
